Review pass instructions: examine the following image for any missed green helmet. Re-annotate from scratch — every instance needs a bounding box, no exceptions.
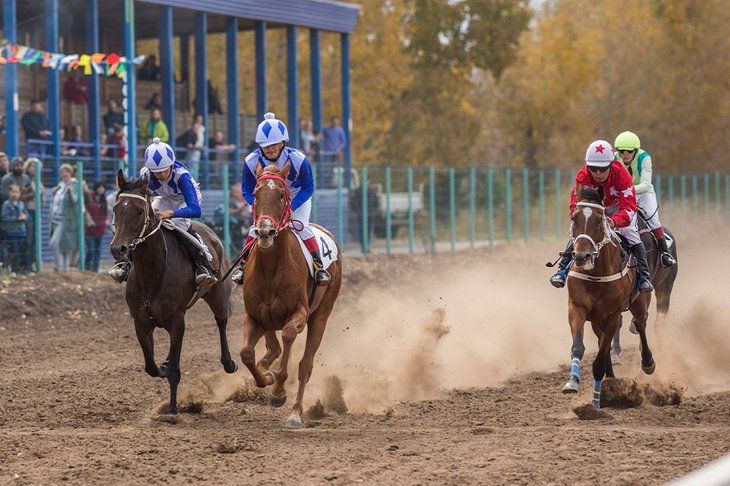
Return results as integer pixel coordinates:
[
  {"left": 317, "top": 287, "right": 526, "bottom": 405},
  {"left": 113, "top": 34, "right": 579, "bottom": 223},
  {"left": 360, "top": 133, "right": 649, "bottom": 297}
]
[{"left": 614, "top": 131, "right": 641, "bottom": 151}]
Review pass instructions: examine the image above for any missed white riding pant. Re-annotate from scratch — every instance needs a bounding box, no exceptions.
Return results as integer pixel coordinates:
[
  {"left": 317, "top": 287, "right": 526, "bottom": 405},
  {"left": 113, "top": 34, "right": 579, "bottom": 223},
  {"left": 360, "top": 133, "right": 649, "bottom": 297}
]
[
  {"left": 152, "top": 195, "right": 212, "bottom": 260},
  {"left": 637, "top": 189, "right": 662, "bottom": 230},
  {"left": 606, "top": 204, "right": 641, "bottom": 246},
  {"left": 248, "top": 198, "right": 315, "bottom": 241}
]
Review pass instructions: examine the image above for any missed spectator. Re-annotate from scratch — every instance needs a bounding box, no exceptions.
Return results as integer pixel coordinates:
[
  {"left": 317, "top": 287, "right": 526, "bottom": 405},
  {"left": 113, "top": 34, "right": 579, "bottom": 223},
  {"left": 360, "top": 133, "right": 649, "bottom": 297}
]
[
  {"left": 208, "top": 130, "right": 236, "bottom": 161},
  {"left": 67, "top": 125, "right": 90, "bottom": 157},
  {"left": 175, "top": 114, "right": 205, "bottom": 177},
  {"left": 20, "top": 99, "right": 51, "bottom": 144},
  {"left": 0, "top": 115, "right": 6, "bottom": 140},
  {"left": 49, "top": 164, "right": 79, "bottom": 271},
  {"left": 99, "top": 133, "right": 110, "bottom": 158},
  {"left": 84, "top": 181, "right": 108, "bottom": 273},
  {"left": 208, "top": 80, "right": 224, "bottom": 115},
  {"left": 1, "top": 184, "right": 29, "bottom": 274},
  {"left": 109, "top": 123, "right": 127, "bottom": 159},
  {"left": 299, "top": 119, "right": 316, "bottom": 158},
  {"left": 62, "top": 70, "right": 89, "bottom": 105},
  {"left": 103, "top": 99, "right": 124, "bottom": 135},
  {"left": 139, "top": 108, "right": 169, "bottom": 144},
  {"left": 138, "top": 55, "right": 160, "bottom": 81},
  {"left": 0, "top": 152, "right": 9, "bottom": 181},
  {"left": 322, "top": 116, "right": 346, "bottom": 159},
  {"left": 23, "top": 158, "right": 44, "bottom": 272},
  {"left": 143, "top": 92, "right": 163, "bottom": 111},
  {"left": 1, "top": 157, "right": 33, "bottom": 205}
]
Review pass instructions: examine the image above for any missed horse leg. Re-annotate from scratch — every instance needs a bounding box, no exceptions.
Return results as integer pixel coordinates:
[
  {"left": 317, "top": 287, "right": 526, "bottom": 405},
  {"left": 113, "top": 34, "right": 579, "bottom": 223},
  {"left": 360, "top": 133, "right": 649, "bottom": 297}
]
[
  {"left": 256, "top": 330, "right": 282, "bottom": 372},
  {"left": 215, "top": 317, "right": 238, "bottom": 374},
  {"left": 288, "top": 314, "right": 328, "bottom": 429},
  {"left": 610, "top": 314, "right": 622, "bottom": 365},
  {"left": 562, "top": 305, "right": 586, "bottom": 394},
  {"left": 269, "top": 308, "right": 309, "bottom": 411},
  {"left": 163, "top": 319, "right": 185, "bottom": 414},
  {"left": 590, "top": 317, "right": 618, "bottom": 409},
  {"left": 630, "top": 295, "right": 655, "bottom": 375},
  {"left": 134, "top": 322, "right": 161, "bottom": 378},
  {"left": 240, "top": 314, "right": 274, "bottom": 388}
]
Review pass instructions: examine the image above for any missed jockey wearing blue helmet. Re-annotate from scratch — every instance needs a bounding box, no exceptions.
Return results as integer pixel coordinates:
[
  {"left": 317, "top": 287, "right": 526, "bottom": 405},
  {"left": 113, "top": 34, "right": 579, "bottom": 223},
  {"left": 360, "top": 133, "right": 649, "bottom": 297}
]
[
  {"left": 108, "top": 137, "right": 218, "bottom": 290},
  {"left": 230, "top": 112, "right": 331, "bottom": 286}
]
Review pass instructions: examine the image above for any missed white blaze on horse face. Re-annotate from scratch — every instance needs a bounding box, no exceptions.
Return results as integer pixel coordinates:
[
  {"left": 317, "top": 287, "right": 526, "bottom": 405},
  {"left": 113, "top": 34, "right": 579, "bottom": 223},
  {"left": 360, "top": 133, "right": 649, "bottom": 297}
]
[
  {"left": 257, "top": 218, "right": 275, "bottom": 249},
  {"left": 582, "top": 207, "right": 592, "bottom": 233},
  {"left": 267, "top": 179, "right": 276, "bottom": 191}
]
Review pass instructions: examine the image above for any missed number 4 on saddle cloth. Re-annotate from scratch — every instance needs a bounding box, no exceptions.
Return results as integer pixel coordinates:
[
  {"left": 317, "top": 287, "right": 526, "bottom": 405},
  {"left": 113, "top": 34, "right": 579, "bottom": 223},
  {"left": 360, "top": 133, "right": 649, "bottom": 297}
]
[{"left": 295, "top": 227, "right": 339, "bottom": 279}]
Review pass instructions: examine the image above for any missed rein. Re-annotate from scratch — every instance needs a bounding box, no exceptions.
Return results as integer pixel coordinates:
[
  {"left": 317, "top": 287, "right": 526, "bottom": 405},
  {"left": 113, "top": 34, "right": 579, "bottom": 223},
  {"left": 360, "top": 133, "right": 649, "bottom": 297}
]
[
  {"left": 114, "top": 192, "right": 162, "bottom": 250},
  {"left": 253, "top": 174, "right": 295, "bottom": 235}
]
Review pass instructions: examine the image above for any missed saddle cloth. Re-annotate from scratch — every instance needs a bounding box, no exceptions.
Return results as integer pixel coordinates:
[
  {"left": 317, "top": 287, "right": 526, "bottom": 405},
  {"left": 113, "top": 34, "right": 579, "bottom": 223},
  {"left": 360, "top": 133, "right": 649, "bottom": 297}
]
[{"left": 294, "top": 226, "right": 339, "bottom": 278}]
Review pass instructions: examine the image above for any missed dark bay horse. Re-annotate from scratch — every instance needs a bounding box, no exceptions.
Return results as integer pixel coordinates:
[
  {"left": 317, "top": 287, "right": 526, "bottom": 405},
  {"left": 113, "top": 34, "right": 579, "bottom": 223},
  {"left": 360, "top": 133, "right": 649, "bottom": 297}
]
[
  {"left": 562, "top": 188, "right": 655, "bottom": 407},
  {"left": 240, "top": 163, "right": 342, "bottom": 429},
  {"left": 611, "top": 215, "right": 678, "bottom": 361},
  {"left": 110, "top": 171, "right": 237, "bottom": 414}
]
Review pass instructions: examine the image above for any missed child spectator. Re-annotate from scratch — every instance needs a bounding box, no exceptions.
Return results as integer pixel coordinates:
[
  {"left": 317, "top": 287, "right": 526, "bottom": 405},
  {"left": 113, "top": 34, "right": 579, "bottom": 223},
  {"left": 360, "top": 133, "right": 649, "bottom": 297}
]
[{"left": 2, "top": 184, "right": 29, "bottom": 274}]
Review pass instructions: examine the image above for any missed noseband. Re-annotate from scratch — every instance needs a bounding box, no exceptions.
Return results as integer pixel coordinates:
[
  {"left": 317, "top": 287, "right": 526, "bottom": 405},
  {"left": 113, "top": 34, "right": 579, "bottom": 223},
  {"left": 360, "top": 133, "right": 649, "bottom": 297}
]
[
  {"left": 113, "top": 192, "right": 162, "bottom": 251},
  {"left": 253, "top": 174, "right": 293, "bottom": 236},
  {"left": 570, "top": 201, "right": 619, "bottom": 264}
]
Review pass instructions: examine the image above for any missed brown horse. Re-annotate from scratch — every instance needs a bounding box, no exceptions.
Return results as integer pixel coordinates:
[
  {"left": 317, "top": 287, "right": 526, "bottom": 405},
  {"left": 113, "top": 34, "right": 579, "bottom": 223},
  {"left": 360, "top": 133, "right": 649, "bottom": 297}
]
[
  {"left": 110, "top": 171, "right": 237, "bottom": 414},
  {"left": 240, "top": 163, "right": 342, "bottom": 429},
  {"left": 562, "top": 188, "right": 655, "bottom": 407}
]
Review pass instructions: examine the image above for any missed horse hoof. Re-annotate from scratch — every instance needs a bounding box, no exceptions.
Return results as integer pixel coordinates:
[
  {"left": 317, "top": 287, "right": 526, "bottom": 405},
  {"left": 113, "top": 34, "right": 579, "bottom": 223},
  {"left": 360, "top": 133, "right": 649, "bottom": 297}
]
[
  {"left": 562, "top": 379, "right": 579, "bottom": 394},
  {"left": 642, "top": 359, "right": 656, "bottom": 375},
  {"left": 158, "top": 364, "right": 168, "bottom": 379},
  {"left": 629, "top": 320, "right": 638, "bottom": 335},
  {"left": 223, "top": 360, "right": 238, "bottom": 374},
  {"left": 286, "top": 416, "right": 303, "bottom": 429},
  {"left": 268, "top": 392, "right": 287, "bottom": 408},
  {"left": 610, "top": 352, "right": 621, "bottom": 365}
]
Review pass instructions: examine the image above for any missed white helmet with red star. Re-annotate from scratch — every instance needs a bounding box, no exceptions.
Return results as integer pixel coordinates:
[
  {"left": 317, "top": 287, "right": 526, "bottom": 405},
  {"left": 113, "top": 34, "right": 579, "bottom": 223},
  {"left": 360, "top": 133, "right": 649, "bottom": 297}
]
[{"left": 585, "top": 140, "right": 614, "bottom": 167}]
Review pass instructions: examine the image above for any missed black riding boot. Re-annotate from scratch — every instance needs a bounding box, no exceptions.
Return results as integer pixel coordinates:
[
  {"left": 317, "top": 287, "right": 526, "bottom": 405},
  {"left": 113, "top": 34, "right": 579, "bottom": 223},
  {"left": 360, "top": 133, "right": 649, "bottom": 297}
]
[
  {"left": 231, "top": 245, "right": 253, "bottom": 285},
  {"left": 631, "top": 243, "right": 654, "bottom": 293},
  {"left": 182, "top": 228, "right": 218, "bottom": 289},
  {"left": 549, "top": 240, "right": 574, "bottom": 288},
  {"left": 310, "top": 250, "right": 331, "bottom": 286},
  {"left": 656, "top": 236, "right": 676, "bottom": 267}
]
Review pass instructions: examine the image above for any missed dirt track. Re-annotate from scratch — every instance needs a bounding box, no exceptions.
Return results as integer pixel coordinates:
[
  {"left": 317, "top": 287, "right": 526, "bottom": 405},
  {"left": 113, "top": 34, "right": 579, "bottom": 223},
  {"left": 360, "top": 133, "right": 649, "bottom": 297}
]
[{"left": 1, "top": 239, "right": 729, "bottom": 485}]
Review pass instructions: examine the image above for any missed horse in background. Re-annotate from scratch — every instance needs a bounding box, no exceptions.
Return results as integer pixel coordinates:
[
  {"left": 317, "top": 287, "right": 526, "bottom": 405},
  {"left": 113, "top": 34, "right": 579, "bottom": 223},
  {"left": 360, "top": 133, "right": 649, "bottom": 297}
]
[
  {"left": 562, "top": 188, "right": 655, "bottom": 407},
  {"left": 110, "top": 171, "right": 237, "bottom": 414},
  {"left": 240, "top": 163, "right": 342, "bottom": 429}
]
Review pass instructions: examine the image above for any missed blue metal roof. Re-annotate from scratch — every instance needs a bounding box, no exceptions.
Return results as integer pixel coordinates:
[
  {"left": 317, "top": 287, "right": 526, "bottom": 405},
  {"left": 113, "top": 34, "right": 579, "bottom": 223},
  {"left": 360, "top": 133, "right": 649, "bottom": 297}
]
[{"left": 138, "top": 0, "right": 359, "bottom": 34}]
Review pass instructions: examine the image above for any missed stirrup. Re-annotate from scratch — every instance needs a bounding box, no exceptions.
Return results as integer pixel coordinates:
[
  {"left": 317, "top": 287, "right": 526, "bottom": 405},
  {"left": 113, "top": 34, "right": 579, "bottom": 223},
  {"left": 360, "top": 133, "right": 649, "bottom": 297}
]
[
  {"left": 660, "top": 252, "right": 676, "bottom": 268},
  {"left": 549, "top": 270, "right": 567, "bottom": 289},
  {"left": 231, "top": 264, "right": 245, "bottom": 285},
  {"left": 108, "top": 262, "right": 130, "bottom": 283}
]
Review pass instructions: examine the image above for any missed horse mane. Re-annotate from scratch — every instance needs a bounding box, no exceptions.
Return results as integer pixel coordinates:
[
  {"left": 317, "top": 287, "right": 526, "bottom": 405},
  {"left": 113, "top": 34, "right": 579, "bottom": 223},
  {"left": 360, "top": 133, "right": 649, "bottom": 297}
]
[
  {"left": 580, "top": 187, "right": 603, "bottom": 204},
  {"left": 261, "top": 165, "right": 283, "bottom": 176}
]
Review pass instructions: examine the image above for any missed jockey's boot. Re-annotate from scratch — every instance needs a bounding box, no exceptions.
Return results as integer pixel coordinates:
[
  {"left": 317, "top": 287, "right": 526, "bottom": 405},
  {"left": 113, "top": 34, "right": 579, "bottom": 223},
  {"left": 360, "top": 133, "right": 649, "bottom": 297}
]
[
  {"left": 549, "top": 240, "right": 574, "bottom": 288},
  {"left": 231, "top": 245, "right": 253, "bottom": 285},
  {"left": 108, "top": 260, "right": 130, "bottom": 283},
  {"left": 631, "top": 243, "right": 654, "bottom": 293},
  {"left": 183, "top": 228, "right": 218, "bottom": 290},
  {"left": 311, "top": 250, "right": 331, "bottom": 286},
  {"left": 656, "top": 236, "right": 676, "bottom": 267}
]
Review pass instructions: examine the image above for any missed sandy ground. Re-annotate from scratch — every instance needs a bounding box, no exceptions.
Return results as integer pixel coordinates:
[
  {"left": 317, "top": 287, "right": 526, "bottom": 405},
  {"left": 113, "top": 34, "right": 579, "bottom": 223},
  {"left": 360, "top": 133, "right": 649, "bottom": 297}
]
[{"left": 1, "top": 224, "right": 729, "bottom": 485}]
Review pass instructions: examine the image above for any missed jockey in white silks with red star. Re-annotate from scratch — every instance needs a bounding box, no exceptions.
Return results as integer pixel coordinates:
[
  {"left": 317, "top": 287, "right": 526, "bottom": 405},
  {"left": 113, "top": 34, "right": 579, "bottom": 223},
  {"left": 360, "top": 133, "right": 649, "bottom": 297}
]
[
  {"left": 108, "top": 137, "right": 218, "bottom": 290},
  {"left": 230, "top": 112, "right": 331, "bottom": 286}
]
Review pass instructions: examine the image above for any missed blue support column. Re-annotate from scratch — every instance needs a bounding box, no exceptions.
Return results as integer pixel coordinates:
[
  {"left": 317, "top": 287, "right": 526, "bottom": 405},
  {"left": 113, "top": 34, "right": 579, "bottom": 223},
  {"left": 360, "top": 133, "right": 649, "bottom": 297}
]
[
  {"left": 46, "top": 0, "right": 61, "bottom": 176},
  {"left": 3, "top": 0, "right": 19, "bottom": 157},
  {"left": 87, "top": 0, "right": 101, "bottom": 180},
  {"left": 287, "top": 26, "right": 299, "bottom": 148},
  {"left": 309, "top": 29, "right": 322, "bottom": 154},
  {"left": 124, "top": 0, "right": 136, "bottom": 178},
  {"left": 341, "top": 33, "right": 352, "bottom": 190},
  {"left": 255, "top": 21, "right": 268, "bottom": 121},
  {"left": 194, "top": 12, "right": 209, "bottom": 188},
  {"left": 160, "top": 6, "right": 176, "bottom": 142},
  {"left": 226, "top": 17, "right": 240, "bottom": 181}
]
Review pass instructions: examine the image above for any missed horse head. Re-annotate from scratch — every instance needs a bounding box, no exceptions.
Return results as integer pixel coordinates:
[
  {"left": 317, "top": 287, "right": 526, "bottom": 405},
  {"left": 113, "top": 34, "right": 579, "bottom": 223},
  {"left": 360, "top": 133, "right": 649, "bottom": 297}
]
[
  {"left": 252, "top": 162, "right": 292, "bottom": 250},
  {"left": 570, "top": 187, "right": 612, "bottom": 271},
  {"left": 109, "top": 169, "right": 156, "bottom": 261}
]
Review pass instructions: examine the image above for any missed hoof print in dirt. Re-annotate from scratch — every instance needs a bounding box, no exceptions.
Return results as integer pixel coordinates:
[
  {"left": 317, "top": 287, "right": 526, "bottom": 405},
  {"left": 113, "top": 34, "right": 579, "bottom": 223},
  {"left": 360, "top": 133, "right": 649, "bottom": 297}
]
[{"left": 573, "top": 404, "right": 613, "bottom": 420}]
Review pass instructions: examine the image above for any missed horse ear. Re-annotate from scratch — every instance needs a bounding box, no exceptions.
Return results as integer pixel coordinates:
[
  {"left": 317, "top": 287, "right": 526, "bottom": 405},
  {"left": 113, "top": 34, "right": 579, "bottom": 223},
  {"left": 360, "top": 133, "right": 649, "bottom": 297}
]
[
  {"left": 255, "top": 163, "right": 263, "bottom": 178},
  {"left": 575, "top": 182, "right": 583, "bottom": 200},
  {"left": 116, "top": 169, "right": 126, "bottom": 189},
  {"left": 280, "top": 160, "right": 291, "bottom": 179}
]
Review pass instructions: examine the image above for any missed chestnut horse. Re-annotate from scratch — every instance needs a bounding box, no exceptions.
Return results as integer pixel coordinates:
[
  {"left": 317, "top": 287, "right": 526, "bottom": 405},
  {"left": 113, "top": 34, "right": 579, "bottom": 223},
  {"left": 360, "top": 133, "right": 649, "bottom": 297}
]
[
  {"left": 240, "top": 163, "right": 342, "bottom": 429},
  {"left": 561, "top": 188, "right": 655, "bottom": 407},
  {"left": 110, "top": 171, "right": 237, "bottom": 414}
]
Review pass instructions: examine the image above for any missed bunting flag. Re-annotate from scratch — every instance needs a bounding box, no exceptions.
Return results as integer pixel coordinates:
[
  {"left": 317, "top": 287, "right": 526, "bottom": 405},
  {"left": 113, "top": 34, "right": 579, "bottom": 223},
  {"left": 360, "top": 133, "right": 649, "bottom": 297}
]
[{"left": 0, "top": 39, "right": 144, "bottom": 78}]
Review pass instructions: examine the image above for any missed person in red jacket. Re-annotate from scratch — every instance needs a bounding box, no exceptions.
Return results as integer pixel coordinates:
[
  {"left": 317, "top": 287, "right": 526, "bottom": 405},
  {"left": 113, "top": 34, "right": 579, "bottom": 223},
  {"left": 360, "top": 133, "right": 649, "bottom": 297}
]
[{"left": 549, "top": 140, "right": 653, "bottom": 292}]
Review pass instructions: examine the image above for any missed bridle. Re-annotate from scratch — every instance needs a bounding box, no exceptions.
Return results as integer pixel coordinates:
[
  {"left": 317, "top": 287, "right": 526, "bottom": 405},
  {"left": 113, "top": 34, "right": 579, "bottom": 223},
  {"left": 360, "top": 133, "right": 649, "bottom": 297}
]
[
  {"left": 113, "top": 192, "right": 162, "bottom": 251},
  {"left": 570, "top": 201, "right": 620, "bottom": 266},
  {"left": 253, "top": 174, "right": 293, "bottom": 237}
]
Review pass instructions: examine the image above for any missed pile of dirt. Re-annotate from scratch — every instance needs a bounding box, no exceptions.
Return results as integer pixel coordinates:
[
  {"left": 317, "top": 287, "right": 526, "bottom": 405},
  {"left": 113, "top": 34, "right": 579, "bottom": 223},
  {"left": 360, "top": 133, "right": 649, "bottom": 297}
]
[{"left": 601, "top": 378, "right": 684, "bottom": 408}]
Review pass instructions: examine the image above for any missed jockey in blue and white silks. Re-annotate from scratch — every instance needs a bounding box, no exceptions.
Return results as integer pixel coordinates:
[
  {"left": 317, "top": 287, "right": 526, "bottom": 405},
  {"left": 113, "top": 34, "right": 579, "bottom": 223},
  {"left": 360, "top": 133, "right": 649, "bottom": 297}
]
[
  {"left": 230, "top": 112, "right": 331, "bottom": 286},
  {"left": 108, "top": 137, "right": 218, "bottom": 289}
]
